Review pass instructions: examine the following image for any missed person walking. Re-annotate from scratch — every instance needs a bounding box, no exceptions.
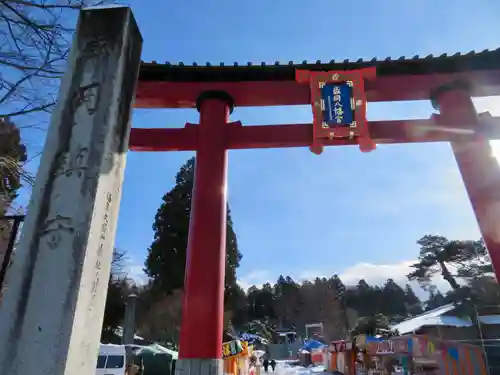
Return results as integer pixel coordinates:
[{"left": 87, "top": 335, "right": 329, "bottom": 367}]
[
  {"left": 270, "top": 359, "right": 276, "bottom": 372},
  {"left": 263, "top": 358, "right": 269, "bottom": 372}
]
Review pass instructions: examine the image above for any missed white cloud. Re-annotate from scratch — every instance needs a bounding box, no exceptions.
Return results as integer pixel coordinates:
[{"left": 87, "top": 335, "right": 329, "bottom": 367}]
[
  {"left": 238, "top": 269, "right": 274, "bottom": 290},
  {"left": 125, "top": 261, "right": 149, "bottom": 285},
  {"left": 127, "top": 259, "right": 453, "bottom": 300},
  {"left": 338, "top": 261, "right": 415, "bottom": 286}
]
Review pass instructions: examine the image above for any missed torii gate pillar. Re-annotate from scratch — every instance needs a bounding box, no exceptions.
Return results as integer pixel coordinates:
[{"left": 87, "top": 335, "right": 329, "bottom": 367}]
[
  {"left": 177, "top": 92, "right": 232, "bottom": 375},
  {"left": 434, "top": 81, "right": 500, "bottom": 276},
  {"left": 0, "top": 7, "right": 142, "bottom": 375}
]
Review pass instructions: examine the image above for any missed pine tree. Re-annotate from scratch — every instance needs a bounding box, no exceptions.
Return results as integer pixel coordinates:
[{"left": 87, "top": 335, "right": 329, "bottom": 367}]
[
  {"left": 407, "top": 234, "right": 488, "bottom": 291},
  {"left": 426, "top": 287, "right": 447, "bottom": 310},
  {"left": 403, "top": 284, "right": 423, "bottom": 316},
  {"left": 381, "top": 279, "right": 407, "bottom": 317},
  {"left": 144, "top": 157, "right": 242, "bottom": 299}
]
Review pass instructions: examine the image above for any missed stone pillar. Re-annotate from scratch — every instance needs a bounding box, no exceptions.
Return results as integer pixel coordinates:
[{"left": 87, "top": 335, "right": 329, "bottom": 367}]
[
  {"left": 122, "top": 293, "right": 138, "bottom": 346},
  {"left": 0, "top": 7, "right": 142, "bottom": 375}
]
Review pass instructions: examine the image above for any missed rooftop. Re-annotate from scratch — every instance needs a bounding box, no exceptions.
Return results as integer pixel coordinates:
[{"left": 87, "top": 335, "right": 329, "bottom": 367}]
[
  {"left": 135, "top": 48, "right": 500, "bottom": 108},
  {"left": 391, "top": 303, "right": 500, "bottom": 334},
  {"left": 139, "top": 48, "right": 500, "bottom": 83}
]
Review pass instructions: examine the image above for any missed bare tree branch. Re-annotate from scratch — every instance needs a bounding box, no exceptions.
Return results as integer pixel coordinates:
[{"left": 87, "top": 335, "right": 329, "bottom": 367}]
[
  {"left": 6, "top": 0, "right": 82, "bottom": 10},
  {"left": 1, "top": 101, "right": 54, "bottom": 117},
  {"left": 0, "top": 0, "right": 113, "bottom": 120}
]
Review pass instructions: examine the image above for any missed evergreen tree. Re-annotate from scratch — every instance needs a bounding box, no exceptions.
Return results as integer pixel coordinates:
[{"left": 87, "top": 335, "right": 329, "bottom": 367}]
[
  {"left": 330, "top": 274, "right": 347, "bottom": 297},
  {"left": 0, "top": 117, "right": 27, "bottom": 208},
  {"left": 0, "top": 118, "right": 28, "bottom": 271},
  {"left": 425, "top": 287, "right": 447, "bottom": 310},
  {"left": 144, "top": 157, "right": 242, "bottom": 298},
  {"left": 247, "top": 283, "right": 276, "bottom": 321},
  {"left": 407, "top": 235, "right": 487, "bottom": 291},
  {"left": 273, "top": 275, "right": 301, "bottom": 328},
  {"left": 403, "top": 284, "right": 423, "bottom": 316},
  {"left": 467, "top": 276, "right": 500, "bottom": 306},
  {"left": 351, "top": 314, "right": 393, "bottom": 337},
  {"left": 349, "top": 279, "right": 380, "bottom": 316},
  {"left": 380, "top": 279, "right": 407, "bottom": 317}
]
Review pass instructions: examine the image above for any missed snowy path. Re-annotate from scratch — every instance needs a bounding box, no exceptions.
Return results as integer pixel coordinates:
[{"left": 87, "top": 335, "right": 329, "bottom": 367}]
[{"left": 270, "top": 362, "right": 326, "bottom": 375}]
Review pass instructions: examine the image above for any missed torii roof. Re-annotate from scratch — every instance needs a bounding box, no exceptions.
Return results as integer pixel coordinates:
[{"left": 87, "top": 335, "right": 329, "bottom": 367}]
[
  {"left": 139, "top": 48, "right": 500, "bottom": 83},
  {"left": 135, "top": 48, "right": 500, "bottom": 108}
]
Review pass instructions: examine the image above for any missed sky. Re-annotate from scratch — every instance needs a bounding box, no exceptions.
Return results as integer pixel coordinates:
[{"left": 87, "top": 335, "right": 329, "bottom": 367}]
[{"left": 13, "top": 0, "right": 500, "bottom": 299}]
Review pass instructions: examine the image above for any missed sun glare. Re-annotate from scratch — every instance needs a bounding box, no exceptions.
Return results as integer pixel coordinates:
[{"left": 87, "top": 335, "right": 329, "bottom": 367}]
[{"left": 474, "top": 97, "right": 500, "bottom": 162}]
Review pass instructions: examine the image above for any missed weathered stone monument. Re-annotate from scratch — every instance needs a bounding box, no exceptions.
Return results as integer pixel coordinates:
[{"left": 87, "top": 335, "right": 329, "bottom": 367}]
[
  {"left": 122, "top": 293, "right": 138, "bottom": 346},
  {"left": 0, "top": 6, "right": 142, "bottom": 375}
]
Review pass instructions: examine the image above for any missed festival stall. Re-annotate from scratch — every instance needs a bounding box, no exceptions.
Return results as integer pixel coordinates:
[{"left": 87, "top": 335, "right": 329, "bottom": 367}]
[
  {"left": 360, "top": 335, "right": 411, "bottom": 375},
  {"left": 299, "top": 340, "right": 325, "bottom": 366},
  {"left": 325, "top": 340, "right": 356, "bottom": 375},
  {"left": 222, "top": 340, "right": 254, "bottom": 375},
  {"left": 359, "top": 335, "right": 488, "bottom": 375}
]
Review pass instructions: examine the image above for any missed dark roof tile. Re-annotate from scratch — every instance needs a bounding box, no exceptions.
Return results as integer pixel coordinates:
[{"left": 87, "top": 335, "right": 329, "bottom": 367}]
[{"left": 139, "top": 48, "right": 500, "bottom": 82}]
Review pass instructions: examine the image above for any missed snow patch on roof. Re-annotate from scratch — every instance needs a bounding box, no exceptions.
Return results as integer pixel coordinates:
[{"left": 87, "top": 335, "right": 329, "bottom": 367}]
[{"left": 390, "top": 303, "right": 473, "bottom": 334}]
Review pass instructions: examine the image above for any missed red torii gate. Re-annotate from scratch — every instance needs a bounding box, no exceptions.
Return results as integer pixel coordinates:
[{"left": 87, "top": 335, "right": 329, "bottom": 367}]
[{"left": 129, "top": 50, "right": 500, "bottom": 368}]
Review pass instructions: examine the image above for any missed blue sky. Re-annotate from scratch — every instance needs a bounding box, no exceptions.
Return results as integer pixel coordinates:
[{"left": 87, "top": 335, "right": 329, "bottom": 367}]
[{"left": 14, "top": 0, "right": 500, "bottom": 295}]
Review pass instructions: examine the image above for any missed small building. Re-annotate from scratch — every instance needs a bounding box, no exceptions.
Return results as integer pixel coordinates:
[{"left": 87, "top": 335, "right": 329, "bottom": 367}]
[
  {"left": 275, "top": 330, "right": 297, "bottom": 344},
  {"left": 391, "top": 303, "right": 500, "bottom": 374}
]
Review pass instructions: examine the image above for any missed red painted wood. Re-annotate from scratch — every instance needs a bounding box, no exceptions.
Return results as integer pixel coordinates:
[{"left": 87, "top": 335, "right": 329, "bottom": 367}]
[
  {"left": 129, "top": 117, "right": 500, "bottom": 152},
  {"left": 437, "top": 89, "right": 500, "bottom": 280},
  {"left": 177, "top": 98, "right": 229, "bottom": 359},
  {"left": 130, "top": 125, "right": 198, "bottom": 151},
  {"left": 135, "top": 70, "right": 500, "bottom": 108}
]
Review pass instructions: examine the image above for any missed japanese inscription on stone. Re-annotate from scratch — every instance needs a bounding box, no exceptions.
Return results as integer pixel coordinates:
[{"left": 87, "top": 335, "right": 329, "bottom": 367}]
[
  {"left": 91, "top": 192, "right": 113, "bottom": 295},
  {"left": 38, "top": 38, "right": 108, "bottom": 250}
]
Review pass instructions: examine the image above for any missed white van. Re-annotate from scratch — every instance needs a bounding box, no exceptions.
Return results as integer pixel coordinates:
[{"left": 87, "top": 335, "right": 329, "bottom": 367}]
[{"left": 96, "top": 344, "right": 127, "bottom": 375}]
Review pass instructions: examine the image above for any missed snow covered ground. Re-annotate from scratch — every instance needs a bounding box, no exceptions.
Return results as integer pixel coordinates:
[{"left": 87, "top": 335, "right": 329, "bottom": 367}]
[{"left": 272, "top": 362, "right": 326, "bottom": 375}]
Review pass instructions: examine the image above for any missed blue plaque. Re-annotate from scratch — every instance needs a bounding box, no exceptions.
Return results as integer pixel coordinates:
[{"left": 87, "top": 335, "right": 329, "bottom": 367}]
[{"left": 321, "top": 82, "right": 354, "bottom": 126}]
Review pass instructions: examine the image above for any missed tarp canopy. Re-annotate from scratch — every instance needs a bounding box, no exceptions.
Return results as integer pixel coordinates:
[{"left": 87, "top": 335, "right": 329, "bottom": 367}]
[
  {"left": 240, "top": 332, "right": 269, "bottom": 345},
  {"left": 301, "top": 340, "right": 325, "bottom": 352},
  {"left": 134, "top": 344, "right": 178, "bottom": 375},
  {"left": 136, "top": 344, "right": 178, "bottom": 359}
]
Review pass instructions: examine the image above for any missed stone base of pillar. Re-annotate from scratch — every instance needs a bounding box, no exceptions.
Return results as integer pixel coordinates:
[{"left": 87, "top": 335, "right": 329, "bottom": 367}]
[{"left": 175, "top": 358, "right": 223, "bottom": 375}]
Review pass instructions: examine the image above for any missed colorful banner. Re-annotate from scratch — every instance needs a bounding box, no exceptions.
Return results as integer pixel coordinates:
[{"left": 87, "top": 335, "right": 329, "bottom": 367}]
[
  {"left": 222, "top": 340, "right": 247, "bottom": 359},
  {"left": 330, "top": 340, "right": 353, "bottom": 352},
  {"left": 365, "top": 337, "right": 410, "bottom": 355}
]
